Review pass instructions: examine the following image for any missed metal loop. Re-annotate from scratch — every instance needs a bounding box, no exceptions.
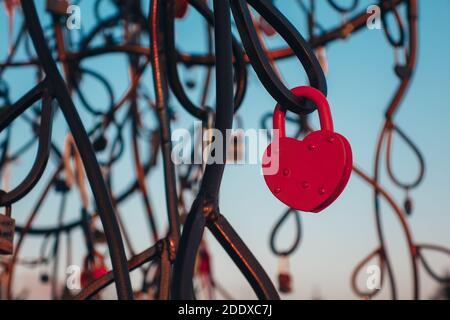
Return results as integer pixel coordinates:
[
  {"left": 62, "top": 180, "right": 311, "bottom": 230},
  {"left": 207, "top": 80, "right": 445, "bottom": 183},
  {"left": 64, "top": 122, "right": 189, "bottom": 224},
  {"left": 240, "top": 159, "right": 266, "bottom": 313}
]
[
  {"left": 231, "top": 0, "right": 327, "bottom": 115},
  {"left": 269, "top": 208, "right": 302, "bottom": 257},
  {"left": 380, "top": 0, "right": 406, "bottom": 48},
  {"left": 327, "top": 0, "right": 359, "bottom": 14},
  {"left": 385, "top": 123, "right": 425, "bottom": 190}
]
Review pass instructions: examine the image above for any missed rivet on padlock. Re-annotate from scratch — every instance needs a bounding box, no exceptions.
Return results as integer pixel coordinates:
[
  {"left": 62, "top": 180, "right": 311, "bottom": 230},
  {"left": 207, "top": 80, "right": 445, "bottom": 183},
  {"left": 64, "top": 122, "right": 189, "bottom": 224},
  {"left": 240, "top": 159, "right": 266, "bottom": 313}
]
[
  {"left": 0, "top": 203, "right": 15, "bottom": 256},
  {"left": 262, "top": 86, "right": 353, "bottom": 213}
]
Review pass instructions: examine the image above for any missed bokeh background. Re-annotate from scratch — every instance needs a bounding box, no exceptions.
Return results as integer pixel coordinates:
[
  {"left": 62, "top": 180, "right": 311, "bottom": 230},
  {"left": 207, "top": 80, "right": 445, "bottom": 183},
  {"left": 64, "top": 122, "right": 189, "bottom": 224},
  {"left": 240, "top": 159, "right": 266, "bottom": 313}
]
[{"left": 1, "top": 0, "right": 449, "bottom": 299}]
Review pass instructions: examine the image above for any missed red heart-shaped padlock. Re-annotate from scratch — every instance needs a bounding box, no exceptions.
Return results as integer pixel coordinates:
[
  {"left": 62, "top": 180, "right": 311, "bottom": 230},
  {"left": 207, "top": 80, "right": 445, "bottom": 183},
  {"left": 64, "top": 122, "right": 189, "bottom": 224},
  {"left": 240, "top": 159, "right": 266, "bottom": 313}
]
[{"left": 262, "top": 86, "right": 352, "bottom": 213}]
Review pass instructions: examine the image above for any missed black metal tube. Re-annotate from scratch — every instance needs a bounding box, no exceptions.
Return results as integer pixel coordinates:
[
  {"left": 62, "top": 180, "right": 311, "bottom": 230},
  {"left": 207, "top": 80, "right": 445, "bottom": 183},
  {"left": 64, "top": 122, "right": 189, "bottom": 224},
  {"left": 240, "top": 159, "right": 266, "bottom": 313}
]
[
  {"left": 149, "top": 0, "right": 181, "bottom": 248},
  {"left": 198, "top": 0, "right": 235, "bottom": 200},
  {"left": 20, "top": 0, "right": 134, "bottom": 300}
]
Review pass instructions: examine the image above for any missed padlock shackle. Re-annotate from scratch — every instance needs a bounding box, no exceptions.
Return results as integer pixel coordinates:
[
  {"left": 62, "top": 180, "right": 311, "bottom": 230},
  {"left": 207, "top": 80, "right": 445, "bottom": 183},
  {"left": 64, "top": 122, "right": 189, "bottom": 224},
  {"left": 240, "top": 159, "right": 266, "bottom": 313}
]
[
  {"left": 84, "top": 251, "right": 105, "bottom": 270},
  {"left": 273, "top": 86, "right": 334, "bottom": 137}
]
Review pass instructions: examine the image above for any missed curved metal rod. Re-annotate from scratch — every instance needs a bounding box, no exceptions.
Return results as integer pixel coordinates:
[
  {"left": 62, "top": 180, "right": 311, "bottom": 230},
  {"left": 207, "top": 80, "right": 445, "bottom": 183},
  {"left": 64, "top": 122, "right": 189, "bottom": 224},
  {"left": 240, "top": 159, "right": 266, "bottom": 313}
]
[
  {"left": 0, "top": 90, "right": 54, "bottom": 206},
  {"left": 171, "top": 0, "right": 235, "bottom": 298},
  {"left": 148, "top": 0, "right": 181, "bottom": 248},
  {"left": 164, "top": 0, "right": 248, "bottom": 121},
  {"left": 208, "top": 212, "right": 280, "bottom": 299},
  {"left": 15, "top": 219, "right": 83, "bottom": 236},
  {"left": 416, "top": 244, "right": 450, "bottom": 283},
  {"left": 385, "top": 0, "right": 418, "bottom": 118},
  {"left": 0, "top": 80, "right": 46, "bottom": 132},
  {"left": 370, "top": 0, "right": 419, "bottom": 300},
  {"left": 385, "top": 123, "right": 425, "bottom": 190},
  {"left": 74, "top": 244, "right": 160, "bottom": 300},
  {"left": 172, "top": 0, "right": 279, "bottom": 300},
  {"left": 71, "top": 67, "right": 116, "bottom": 117},
  {"left": 355, "top": 161, "right": 419, "bottom": 299},
  {"left": 20, "top": 0, "right": 133, "bottom": 300},
  {"left": 114, "top": 136, "right": 159, "bottom": 205},
  {"left": 231, "top": 0, "right": 327, "bottom": 115},
  {"left": 380, "top": 0, "right": 405, "bottom": 48},
  {"left": 350, "top": 246, "right": 386, "bottom": 298},
  {"left": 130, "top": 98, "right": 160, "bottom": 243},
  {"left": 269, "top": 208, "right": 302, "bottom": 257},
  {"left": 6, "top": 167, "right": 62, "bottom": 300},
  {"left": 327, "top": 0, "right": 359, "bottom": 13},
  {"left": 175, "top": 0, "right": 407, "bottom": 66},
  {"left": 1, "top": 1, "right": 407, "bottom": 70}
]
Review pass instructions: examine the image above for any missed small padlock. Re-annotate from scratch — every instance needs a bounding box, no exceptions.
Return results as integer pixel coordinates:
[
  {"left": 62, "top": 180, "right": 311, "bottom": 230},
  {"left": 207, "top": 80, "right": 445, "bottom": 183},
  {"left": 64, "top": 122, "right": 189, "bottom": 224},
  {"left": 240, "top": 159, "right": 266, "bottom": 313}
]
[
  {"left": 92, "top": 134, "right": 108, "bottom": 152},
  {"left": 404, "top": 196, "right": 413, "bottom": 215},
  {"left": 197, "top": 242, "right": 211, "bottom": 276},
  {"left": 81, "top": 252, "right": 108, "bottom": 288},
  {"left": 54, "top": 178, "right": 71, "bottom": 193},
  {"left": 40, "top": 273, "right": 50, "bottom": 284},
  {"left": 175, "top": 0, "right": 189, "bottom": 19},
  {"left": 92, "top": 228, "right": 107, "bottom": 244},
  {"left": 395, "top": 65, "right": 411, "bottom": 80},
  {"left": 277, "top": 256, "right": 292, "bottom": 294},
  {"left": 227, "top": 132, "right": 244, "bottom": 163},
  {"left": 278, "top": 273, "right": 292, "bottom": 294},
  {"left": 0, "top": 80, "right": 9, "bottom": 101},
  {"left": 185, "top": 78, "right": 196, "bottom": 89},
  {"left": 46, "top": 0, "right": 69, "bottom": 16},
  {"left": 262, "top": 86, "right": 353, "bottom": 213},
  {"left": 0, "top": 205, "right": 15, "bottom": 255},
  {"left": 3, "top": 0, "right": 19, "bottom": 54}
]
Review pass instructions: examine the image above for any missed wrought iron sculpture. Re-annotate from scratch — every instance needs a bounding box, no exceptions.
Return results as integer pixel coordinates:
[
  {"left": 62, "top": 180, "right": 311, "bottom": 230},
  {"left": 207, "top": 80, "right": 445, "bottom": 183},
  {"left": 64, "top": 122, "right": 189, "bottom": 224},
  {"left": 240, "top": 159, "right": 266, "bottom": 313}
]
[{"left": 0, "top": 0, "right": 448, "bottom": 300}]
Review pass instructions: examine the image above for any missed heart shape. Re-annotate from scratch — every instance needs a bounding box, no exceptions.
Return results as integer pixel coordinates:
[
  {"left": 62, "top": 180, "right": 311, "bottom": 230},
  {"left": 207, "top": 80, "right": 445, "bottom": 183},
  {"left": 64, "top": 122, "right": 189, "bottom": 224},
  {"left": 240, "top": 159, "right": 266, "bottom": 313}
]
[{"left": 262, "top": 130, "right": 352, "bottom": 213}]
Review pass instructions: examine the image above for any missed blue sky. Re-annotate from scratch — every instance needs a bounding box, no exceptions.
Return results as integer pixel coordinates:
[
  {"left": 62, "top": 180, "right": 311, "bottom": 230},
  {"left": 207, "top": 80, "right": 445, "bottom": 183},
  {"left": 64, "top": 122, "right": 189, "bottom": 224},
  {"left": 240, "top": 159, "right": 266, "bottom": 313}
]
[{"left": 1, "top": 0, "right": 450, "bottom": 299}]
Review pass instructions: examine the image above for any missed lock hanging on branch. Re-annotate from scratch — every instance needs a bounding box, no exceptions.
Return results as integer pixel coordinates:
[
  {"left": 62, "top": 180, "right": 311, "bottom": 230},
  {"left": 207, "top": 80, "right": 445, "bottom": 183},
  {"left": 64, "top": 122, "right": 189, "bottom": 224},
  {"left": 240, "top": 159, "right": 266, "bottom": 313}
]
[
  {"left": 81, "top": 251, "right": 108, "bottom": 288},
  {"left": 277, "top": 256, "right": 293, "bottom": 294},
  {"left": 0, "top": 203, "right": 15, "bottom": 255},
  {"left": 227, "top": 115, "right": 245, "bottom": 163},
  {"left": 262, "top": 86, "right": 353, "bottom": 213},
  {"left": 46, "top": 0, "right": 70, "bottom": 16}
]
